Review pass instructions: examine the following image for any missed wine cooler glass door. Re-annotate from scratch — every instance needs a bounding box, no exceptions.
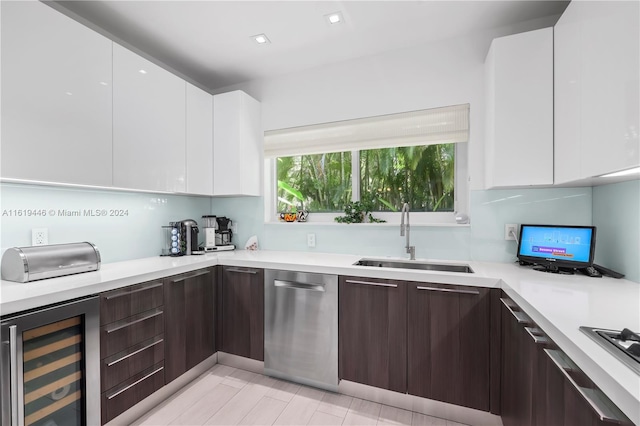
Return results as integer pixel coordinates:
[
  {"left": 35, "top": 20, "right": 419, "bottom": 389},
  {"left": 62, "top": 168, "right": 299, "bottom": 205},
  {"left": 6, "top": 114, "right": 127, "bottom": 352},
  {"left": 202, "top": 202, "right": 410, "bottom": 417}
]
[{"left": 1, "top": 296, "right": 100, "bottom": 426}]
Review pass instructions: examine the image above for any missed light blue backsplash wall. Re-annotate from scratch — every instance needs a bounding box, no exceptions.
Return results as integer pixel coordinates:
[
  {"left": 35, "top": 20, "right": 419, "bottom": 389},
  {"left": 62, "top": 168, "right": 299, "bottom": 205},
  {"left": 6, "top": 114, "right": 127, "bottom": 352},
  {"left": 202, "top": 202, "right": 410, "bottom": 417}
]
[
  {"left": 0, "top": 183, "right": 211, "bottom": 263},
  {"left": 593, "top": 180, "right": 640, "bottom": 283},
  {"left": 212, "top": 187, "right": 593, "bottom": 264},
  {"left": 10, "top": 183, "right": 633, "bottom": 280}
]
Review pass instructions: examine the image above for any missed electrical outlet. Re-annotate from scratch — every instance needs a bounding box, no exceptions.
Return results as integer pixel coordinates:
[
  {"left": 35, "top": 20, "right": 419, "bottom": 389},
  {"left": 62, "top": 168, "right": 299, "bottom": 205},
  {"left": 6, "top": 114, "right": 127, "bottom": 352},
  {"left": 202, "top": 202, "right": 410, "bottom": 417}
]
[
  {"left": 307, "top": 233, "right": 316, "bottom": 248},
  {"left": 505, "top": 224, "right": 517, "bottom": 241},
  {"left": 32, "top": 228, "right": 48, "bottom": 246}
]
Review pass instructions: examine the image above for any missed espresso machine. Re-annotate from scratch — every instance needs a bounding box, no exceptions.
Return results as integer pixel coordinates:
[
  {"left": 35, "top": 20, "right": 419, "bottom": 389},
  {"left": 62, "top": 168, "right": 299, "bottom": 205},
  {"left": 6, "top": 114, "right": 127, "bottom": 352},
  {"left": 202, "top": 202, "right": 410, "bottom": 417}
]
[{"left": 162, "top": 219, "right": 203, "bottom": 256}]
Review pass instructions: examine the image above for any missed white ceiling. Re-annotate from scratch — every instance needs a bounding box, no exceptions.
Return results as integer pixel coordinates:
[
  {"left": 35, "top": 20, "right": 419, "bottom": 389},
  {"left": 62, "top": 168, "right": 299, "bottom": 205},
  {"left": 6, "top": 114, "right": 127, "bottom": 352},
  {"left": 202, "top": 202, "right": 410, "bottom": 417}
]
[{"left": 54, "top": 1, "right": 569, "bottom": 91}]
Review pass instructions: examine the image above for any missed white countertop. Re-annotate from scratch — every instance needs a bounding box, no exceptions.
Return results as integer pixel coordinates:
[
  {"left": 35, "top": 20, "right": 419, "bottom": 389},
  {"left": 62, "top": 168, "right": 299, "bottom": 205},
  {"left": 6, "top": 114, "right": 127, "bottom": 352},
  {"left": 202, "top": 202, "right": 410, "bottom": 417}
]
[{"left": 1, "top": 250, "right": 639, "bottom": 423}]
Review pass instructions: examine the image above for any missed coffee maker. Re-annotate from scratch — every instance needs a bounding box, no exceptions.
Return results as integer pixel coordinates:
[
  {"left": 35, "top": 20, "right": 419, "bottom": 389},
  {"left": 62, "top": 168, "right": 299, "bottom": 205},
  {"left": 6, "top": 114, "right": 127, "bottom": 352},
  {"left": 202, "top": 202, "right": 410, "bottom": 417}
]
[
  {"left": 216, "top": 217, "right": 235, "bottom": 251},
  {"left": 201, "top": 215, "right": 218, "bottom": 252},
  {"left": 199, "top": 215, "right": 235, "bottom": 251}
]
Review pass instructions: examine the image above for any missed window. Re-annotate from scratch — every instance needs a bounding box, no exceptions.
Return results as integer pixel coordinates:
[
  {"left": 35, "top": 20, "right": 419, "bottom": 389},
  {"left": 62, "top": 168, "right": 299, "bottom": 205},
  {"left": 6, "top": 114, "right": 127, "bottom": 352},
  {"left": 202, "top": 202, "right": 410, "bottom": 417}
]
[
  {"left": 276, "top": 152, "right": 352, "bottom": 212},
  {"left": 276, "top": 144, "right": 455, "bottom": 214},
  {"left": 265, "top": 104, "right": 469, "bottom": 224}
]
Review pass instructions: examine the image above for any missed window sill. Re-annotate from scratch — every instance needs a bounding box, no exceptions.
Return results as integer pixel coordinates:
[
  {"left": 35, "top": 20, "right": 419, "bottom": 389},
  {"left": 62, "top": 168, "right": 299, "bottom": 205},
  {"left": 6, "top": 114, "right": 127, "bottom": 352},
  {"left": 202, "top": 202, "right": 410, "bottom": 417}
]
[{"left": 264, "top": 221, "right": 470, "bottom": 228}]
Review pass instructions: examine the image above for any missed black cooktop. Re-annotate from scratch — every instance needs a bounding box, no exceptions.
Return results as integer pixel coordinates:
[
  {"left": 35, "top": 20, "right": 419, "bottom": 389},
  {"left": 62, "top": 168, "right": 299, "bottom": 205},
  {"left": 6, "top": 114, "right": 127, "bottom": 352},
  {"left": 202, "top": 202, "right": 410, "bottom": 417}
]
[{"left": 580, "top": 326, "right": 640, "bottom": 375}]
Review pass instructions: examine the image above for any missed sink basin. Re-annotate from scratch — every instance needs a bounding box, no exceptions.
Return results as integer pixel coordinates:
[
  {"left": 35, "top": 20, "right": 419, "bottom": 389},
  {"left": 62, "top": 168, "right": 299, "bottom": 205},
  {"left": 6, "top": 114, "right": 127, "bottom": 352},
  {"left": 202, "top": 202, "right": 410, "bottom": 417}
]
[{"left": 354, "top": 258, "right": 474, "bottom": 273}]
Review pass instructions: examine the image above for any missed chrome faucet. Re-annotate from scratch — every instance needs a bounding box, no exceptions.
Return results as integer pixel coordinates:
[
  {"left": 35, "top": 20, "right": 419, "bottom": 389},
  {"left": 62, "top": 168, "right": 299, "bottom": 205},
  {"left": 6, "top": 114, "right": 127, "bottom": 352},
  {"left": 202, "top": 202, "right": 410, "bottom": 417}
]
[{"left": 400, "top": 203, "right": 416, "bottom": 260}]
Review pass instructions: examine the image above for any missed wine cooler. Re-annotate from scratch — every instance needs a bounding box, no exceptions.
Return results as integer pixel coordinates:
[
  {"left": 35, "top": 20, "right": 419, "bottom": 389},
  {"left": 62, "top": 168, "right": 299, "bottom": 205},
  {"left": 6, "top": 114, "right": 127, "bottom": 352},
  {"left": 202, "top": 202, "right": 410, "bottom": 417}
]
[{"left": 1, "top": 296, "right": 100, "bottom": 426}]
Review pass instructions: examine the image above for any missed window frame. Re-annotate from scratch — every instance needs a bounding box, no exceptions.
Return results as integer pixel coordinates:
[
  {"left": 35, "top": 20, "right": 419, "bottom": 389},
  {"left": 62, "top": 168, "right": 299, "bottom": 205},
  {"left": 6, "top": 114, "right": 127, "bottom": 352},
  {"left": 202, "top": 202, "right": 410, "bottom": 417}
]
[{"left": 264, "top": 143, "right": 468, "bottom": 226}]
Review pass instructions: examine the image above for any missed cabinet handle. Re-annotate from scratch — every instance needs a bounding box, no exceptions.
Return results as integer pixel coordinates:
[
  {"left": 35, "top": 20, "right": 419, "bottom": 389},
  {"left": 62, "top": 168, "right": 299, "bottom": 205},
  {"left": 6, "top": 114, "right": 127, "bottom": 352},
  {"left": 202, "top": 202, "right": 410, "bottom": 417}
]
[
  {"left": 225, "top": 268, "right": 257, "bottom": 275},
  {"left": 345, "top": 279, "right": 397, "bottom": 288},
  {"left": 106, "top": 338, "right": 164, "bottom": 367},
  {"left": 106, "top": 366, "right": 164, "bottom": 400},
  {"left": 170, "top": 270, "right": 211, "bottom": 283},
  {"left": 9, "top": 325, "right": 19, "bottom": 425},
  {"left": 524, "top": 327, "right": 550, "bottom": 345},
  {"left": 274, "top": 280, "right": 325, "bottom": 292},
  {"left": 105, "top": 310, "right": 163, "bottom": 334},
  {"left": 500, "top": 298, "right": 531, "bottom": 324},
  {"left": 544, "top": 349, "right": 626, "bottom": 423},
  {"left": 416, "top": 286, "right": 479, "bottom": 295},
  {"left": 104, "top": 282, "right": 163, "bottom": 300}
]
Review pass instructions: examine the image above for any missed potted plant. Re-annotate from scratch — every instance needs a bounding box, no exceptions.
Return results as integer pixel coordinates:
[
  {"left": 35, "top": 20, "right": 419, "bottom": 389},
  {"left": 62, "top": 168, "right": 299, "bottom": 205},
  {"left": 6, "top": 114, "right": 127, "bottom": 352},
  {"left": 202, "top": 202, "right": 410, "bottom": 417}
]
[{"left": 334, "top": 198, "right": 386, "bottom": 223}]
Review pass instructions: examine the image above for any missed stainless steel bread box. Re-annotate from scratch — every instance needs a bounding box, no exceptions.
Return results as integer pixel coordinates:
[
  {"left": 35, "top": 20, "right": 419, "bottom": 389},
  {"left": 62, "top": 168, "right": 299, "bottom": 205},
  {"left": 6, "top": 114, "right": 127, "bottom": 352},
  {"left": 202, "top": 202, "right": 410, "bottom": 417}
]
[{"left": 1, "top": 242, "right": 101, "bottom": 283}]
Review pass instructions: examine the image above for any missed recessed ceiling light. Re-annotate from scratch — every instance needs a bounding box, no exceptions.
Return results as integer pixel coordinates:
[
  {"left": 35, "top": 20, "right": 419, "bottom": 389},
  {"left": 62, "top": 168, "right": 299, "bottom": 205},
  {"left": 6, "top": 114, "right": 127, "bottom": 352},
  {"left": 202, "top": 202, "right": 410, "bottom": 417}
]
[
  {"left": 138, "top": 69, "right": 147, "bottom": 74},
  {"left": 99, "top": 81, "right": 108, "bottom": 86},
  {"left": 599, "top": 167, "right": 640, "bottom": 178},
  {"left": 252, "top": 34, "right": 270, "bottom": 45},
  {"left": 324, "top": 11, "right": 344, "bottom": 26}
]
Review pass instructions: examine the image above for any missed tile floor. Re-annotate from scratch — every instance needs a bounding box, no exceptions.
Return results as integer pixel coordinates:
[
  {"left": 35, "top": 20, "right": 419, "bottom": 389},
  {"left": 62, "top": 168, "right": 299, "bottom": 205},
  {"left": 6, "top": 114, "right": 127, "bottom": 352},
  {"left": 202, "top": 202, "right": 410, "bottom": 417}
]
[{"left": 132, "top": 364, "right": 470, "bottom": 426}]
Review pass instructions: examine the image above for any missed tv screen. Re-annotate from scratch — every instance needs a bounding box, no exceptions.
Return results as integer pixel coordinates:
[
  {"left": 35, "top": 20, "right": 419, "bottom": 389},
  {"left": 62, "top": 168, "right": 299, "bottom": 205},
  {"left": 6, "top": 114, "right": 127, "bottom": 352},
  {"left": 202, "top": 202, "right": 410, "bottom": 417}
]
[{"left": 517, "top": 224, "right": 596, "bottom": 269}]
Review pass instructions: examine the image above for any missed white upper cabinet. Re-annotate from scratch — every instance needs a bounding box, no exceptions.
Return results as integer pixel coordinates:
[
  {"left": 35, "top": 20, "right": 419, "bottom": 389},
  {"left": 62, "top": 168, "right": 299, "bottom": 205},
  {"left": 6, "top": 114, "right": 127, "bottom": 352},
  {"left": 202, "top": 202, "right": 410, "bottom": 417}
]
[
  {"left": 185, "top": 83, "right": 214, "bottom": 195},
  {"left": 213, "top": 91, "right": 262, "bottom": 196},
  {"left": 555, "top": 0, "right": 639, "bottom": 182},
  {"left": 484, "top": 28, "right": 554, "bottom": 188},
  {"left": 1, "top": 1, "right": 113, "bottom": 186},
  {"left": 112, "top": 44, "right": 186, "bottom": 193}
]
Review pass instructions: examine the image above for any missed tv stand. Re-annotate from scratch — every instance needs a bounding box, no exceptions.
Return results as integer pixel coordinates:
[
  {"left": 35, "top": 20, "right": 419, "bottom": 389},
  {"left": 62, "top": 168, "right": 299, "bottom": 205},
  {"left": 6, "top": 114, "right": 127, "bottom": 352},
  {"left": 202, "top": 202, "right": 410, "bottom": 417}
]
[{"left": 532, "top": 264, "right": 575, "bottom": 275}]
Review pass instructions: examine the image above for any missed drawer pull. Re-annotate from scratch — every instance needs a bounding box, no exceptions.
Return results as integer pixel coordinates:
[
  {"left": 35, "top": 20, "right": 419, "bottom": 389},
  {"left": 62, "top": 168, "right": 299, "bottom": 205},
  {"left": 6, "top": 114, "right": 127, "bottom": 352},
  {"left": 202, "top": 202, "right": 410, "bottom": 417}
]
[
  {"left": 416, "top": 286, "right": 479, "bottom": 295},
  {"left": 106, "top": 366, "right": 164, "bottom": 400},
  {"left": 170, "top": 269, "right": 211, "bottom": 283},
  {"left": 105, "top": 310, "right": 163, "bottom": 334},
  {"left": 500, "top": 298, "right": 531, "bottom": 324},
  {"left": 225, "top": 268, "right": 257, "bottom": 275},
  {"left": 524, "top": 327, "right": 550, "bottom": 345},
  {"left": 104, "top": 282, "right": 163, "bottom": 300},
  {"left": 106, "top": 338, "right": 164, "bottom": 367},
  {"left": 544, "top": 349, "right": 626, "bottom": 423},
  {"left": 345, "top": 279, "right": 397, "bottom": 288}
]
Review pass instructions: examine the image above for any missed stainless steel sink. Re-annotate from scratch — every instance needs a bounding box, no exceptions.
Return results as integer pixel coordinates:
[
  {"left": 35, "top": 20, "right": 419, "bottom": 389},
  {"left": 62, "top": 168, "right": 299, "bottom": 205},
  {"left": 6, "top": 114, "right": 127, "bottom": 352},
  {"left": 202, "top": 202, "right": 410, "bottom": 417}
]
[{"left": 354, "top": 258, "right": 474, "bottom": 273}]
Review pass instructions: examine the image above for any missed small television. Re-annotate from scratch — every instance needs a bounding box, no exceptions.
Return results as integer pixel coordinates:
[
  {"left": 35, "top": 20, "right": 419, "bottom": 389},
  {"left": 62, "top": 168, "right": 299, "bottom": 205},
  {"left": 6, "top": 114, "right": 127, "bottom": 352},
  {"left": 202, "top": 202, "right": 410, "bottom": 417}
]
[{"left": 517, "top": 224, "right": 596, "bottom": 273}]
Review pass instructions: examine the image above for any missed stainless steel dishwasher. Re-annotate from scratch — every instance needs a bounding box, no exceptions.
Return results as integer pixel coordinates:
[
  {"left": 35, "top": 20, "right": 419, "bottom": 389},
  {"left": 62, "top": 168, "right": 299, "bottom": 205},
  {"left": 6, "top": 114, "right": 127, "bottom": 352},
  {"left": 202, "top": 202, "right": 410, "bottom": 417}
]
[{"left": 264, "top": 270, "right": 338, "bottom": 391}]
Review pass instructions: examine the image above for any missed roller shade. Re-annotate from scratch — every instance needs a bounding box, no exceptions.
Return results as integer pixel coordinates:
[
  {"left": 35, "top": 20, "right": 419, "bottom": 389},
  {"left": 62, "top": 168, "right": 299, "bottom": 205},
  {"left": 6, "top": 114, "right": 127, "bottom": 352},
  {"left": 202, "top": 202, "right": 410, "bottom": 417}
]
[{"left": 264, "top": 103, "right": 469, "bottom": 158}]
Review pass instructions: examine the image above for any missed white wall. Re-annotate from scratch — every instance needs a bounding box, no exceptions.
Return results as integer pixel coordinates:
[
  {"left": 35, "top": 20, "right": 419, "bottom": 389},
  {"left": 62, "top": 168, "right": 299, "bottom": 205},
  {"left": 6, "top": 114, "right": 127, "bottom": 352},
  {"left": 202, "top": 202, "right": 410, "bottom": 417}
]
[{"left": 214, "top": 15, "right": 560, "bottom": 192}]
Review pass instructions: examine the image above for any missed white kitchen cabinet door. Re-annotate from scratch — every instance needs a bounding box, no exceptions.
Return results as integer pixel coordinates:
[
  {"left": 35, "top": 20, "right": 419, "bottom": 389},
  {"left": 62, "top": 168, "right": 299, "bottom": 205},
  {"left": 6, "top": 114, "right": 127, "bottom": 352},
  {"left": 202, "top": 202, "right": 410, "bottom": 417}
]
[
  {"left": 1, "top": 1, "right": 113, "bottom": 186},
  {"left": 113, "top": 44, "right": 186, "bottom": 193},
  {"left": 186, "top": 83, "right": 214, "bottom": 195},
  {"left": 484, "top": 28, "right": 554, "bottom": 188},
  {"left": 554, "top": 3, "right": 583, "bottom": 184},
  {"left": 579, "top": 1, "right": 639, "bottom": 178},
  {"left": 213, "top": 91, "right": 262, "bottom": 196}
]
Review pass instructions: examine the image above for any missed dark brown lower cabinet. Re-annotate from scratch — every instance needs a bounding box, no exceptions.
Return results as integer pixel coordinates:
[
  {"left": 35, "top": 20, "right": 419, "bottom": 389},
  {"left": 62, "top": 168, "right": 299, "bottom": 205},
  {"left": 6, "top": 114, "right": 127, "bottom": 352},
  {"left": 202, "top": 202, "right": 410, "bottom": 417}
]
[
  {"left": 100, "top": 280, "right": 166, "bottom": 424},
  {"left": 164, "top": 267, "right": 215, "bottom": 383},
  {"left": 407, "top": 282, "right": 492, "bottom": 412},
  {"left": 339, "top": 276, "right": 407, "bottom": 393},
  {"left": 501, "top": 294, "right": 633, "bottom": 426},
  {"left": 218, "top": 266, "right": 264, "bottom": 360},
  {"left": 501, "top": 297, "right": 534, "bottom": 426}
]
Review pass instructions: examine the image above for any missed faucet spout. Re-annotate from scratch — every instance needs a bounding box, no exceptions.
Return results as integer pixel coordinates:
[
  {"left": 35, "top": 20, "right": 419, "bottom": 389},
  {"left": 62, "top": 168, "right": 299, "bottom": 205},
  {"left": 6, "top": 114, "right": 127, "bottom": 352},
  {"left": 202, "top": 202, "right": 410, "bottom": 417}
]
[{"left": 400, "top": 203, "right": 415, "bottom": 260}]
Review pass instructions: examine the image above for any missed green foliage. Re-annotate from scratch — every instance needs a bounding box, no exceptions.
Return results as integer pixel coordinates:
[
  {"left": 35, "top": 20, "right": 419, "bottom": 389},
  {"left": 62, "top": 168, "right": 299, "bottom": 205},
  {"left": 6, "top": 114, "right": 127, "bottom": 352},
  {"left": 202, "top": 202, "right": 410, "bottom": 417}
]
[
  {"left": 360, "top": 144, "right": 455, "bottom": 212},
  {"left": 334, "top": 200, "right": 386, "bottom": 224},
  {"left": 277, "top": 152, "right": 352, "bottom": 212},
  {"left": 276, "top": 144, "right": 455, "bottom": 214}
]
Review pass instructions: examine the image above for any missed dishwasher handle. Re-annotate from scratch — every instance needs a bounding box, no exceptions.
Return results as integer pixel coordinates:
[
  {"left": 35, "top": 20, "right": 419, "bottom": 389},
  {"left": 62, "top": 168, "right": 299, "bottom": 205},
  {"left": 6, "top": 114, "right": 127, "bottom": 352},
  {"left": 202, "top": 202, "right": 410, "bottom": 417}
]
[{"left": 274, "top": 279, "right": 325, "bottom": 292}]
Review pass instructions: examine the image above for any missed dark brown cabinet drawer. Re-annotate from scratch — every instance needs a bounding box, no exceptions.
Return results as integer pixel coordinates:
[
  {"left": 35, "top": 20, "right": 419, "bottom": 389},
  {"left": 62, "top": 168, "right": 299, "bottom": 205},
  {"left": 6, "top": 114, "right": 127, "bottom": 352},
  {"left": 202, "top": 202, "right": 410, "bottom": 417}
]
[
  {"left": 100, "top": 280, "right": 164, "bottom": 325},
  {"left": 101, "top": 335, "right": 165, "bottom": 392},
  {"left": 100, "top": 308, "right": 164, "bottom": 358},
  {"left": 101, "top": 361, "right": 164, "bottom": 424}
]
